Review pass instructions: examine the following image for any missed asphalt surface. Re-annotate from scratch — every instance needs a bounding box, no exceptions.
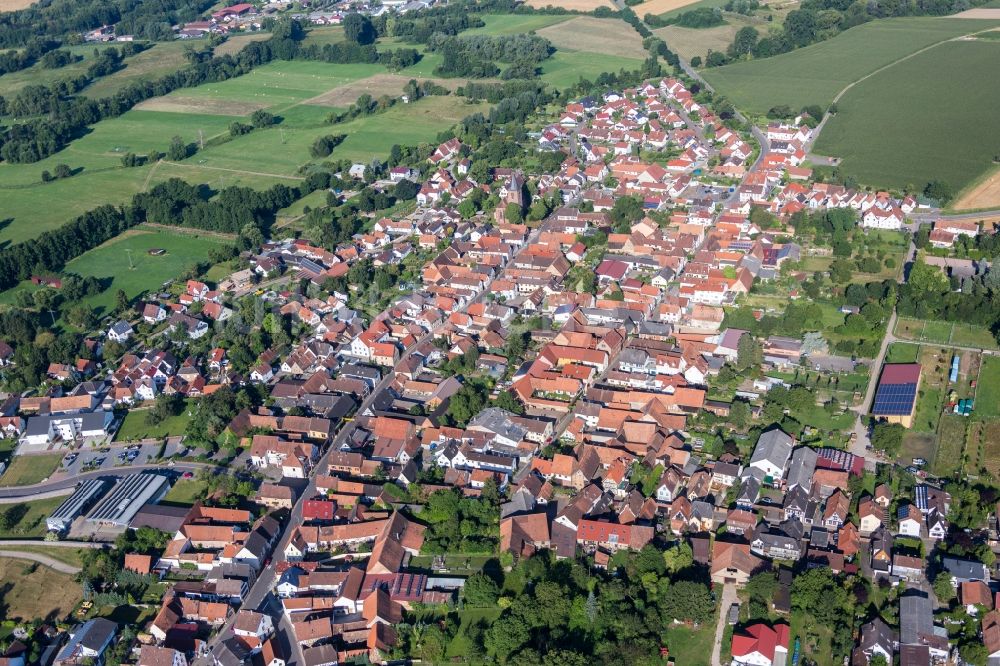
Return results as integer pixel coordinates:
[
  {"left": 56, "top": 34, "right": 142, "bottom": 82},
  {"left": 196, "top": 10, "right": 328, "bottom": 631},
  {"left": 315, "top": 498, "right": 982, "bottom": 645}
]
[{"left": 0, "top": 462, "right": 214, "bottom": 500}]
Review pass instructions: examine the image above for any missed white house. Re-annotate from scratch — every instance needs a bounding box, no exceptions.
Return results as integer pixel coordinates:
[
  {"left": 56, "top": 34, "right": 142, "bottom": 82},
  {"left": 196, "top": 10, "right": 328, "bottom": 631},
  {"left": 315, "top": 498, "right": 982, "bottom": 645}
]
[{"left": 108, "top": 320, "right": 134, "bottom": 343}]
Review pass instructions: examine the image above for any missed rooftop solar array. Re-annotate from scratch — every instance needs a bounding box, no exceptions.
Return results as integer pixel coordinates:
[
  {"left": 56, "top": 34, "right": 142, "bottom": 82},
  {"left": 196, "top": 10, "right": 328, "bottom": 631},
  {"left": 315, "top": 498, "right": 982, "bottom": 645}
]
[{"left": 872, "top": 381, "right": 918, "bottom": 416}]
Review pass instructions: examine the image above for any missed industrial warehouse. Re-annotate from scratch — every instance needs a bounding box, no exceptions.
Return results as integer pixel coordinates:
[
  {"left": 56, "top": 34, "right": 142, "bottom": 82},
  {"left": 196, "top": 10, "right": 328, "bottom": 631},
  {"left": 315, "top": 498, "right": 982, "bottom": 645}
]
[{"left": 45, "top": 472, "right": 171, "bottom": 538}]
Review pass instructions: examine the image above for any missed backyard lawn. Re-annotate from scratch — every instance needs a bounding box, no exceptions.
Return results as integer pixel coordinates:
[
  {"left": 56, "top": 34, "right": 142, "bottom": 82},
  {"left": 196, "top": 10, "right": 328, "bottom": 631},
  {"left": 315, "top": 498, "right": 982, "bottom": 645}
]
[
  {"left": 664, "top": 622, "right": 716, "bottom": 666},
  {"left": 162, "top": 478, "right": 209, "bottom": 506},
  {"left": 115, "top": 403, "right": 194, "bottom": 442}
]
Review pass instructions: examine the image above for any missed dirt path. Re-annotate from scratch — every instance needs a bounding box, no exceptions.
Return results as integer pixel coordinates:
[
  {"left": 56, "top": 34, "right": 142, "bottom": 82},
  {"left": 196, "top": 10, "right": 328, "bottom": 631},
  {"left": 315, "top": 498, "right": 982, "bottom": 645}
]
[
  {"left": 710, "top": 583, "right": 737, "bottom": 666},
  {"left": 161, "top": 160, "right": 305, "bottom": 181},
  {"left": 139, "top": 222, "right": 239, "bottom": 241},
  {"left": 0, "top": 550, "right": 81, "bottom": 574},
  {"left": 141, "top": 158, "right": 163, "bottom": 191}
]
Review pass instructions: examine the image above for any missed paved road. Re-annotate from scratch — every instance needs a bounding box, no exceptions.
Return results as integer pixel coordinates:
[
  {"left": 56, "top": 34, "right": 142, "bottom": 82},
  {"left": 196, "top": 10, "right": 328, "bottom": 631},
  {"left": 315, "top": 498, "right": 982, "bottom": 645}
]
[
  {"left": 710, "top": 583, "right": 737, "bottom": 666},
  {"left": 0, "top": 550, "right": 82, "bottom": 574},
  {"left": 0, "top": 462, "right": 214, "bottom": 501}
]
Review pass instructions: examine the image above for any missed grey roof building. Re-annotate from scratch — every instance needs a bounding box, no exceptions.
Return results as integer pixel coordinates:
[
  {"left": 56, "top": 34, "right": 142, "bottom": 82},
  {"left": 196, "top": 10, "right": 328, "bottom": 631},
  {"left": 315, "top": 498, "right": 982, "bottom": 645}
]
[
  {"left": 747, "top": 427, "right": 794, "bottom": 480},
  {"left": 785, "top": 446, "right": 818, "bottom": 492},
  {"left": 47, "top": 478, "right": 109, "bottom": 533},
  {"left": 86, "top": 472, "right": 170, "bottom": 527}
]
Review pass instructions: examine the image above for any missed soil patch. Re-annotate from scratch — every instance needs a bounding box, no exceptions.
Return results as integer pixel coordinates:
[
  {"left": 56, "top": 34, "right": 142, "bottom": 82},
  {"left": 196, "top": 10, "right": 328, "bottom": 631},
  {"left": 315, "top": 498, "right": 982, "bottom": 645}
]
[
  {"left": 952, "top": 7, "right": 1000, "bottom": 17},
  {"left": 952, "top": 166, "right": 1000, "bottom": 210},
  {"left": 305, "top": 73, "right": 464, "bottom": 107},
  {"left": 136, "top": 96, "right": 267, "bottom": 116},
  {"left": 634, "top": 0, "right": 709, "bottom": 15}
]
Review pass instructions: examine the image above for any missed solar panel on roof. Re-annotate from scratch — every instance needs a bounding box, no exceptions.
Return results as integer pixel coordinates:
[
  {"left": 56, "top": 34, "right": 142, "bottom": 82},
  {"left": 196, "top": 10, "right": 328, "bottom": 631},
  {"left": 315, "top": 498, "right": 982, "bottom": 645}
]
[{"left": 872, "top": 381, "right": 917, "bottom": 415}]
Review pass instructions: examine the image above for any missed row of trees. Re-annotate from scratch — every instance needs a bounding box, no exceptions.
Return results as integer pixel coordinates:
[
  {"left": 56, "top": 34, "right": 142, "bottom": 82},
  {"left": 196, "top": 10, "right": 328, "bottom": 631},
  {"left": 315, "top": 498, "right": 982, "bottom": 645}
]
[
  {"left": 711, "top": 0, "right": 990, "bottom": 66},
  {"left": 0, "top": 0, "right": 213, "bottom": 48}
]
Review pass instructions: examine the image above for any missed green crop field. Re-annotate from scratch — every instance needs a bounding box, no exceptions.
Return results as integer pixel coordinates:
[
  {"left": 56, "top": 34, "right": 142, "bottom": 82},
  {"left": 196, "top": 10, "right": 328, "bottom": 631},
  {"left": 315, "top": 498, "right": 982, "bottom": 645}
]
[
  {"left": 187, "top": 95, "right": 489, "bottom": 175},
  {"left": 701, "top": 17, "right": 1000, "bottom": 115},
  {"left": 464, "top": 13, "right": 572, "bottom": 34},
  {"left": 144, "top": 60, "right": 387, "bottom": 114},
  {"left": 83, "top": 41, "right": 194, "bottom": 99},
  {"left": 814, "top": 40, "right": 1000, "bottom": 193},
  {"left": 540, "top": 51, "right": 645, "bottom": 88}
]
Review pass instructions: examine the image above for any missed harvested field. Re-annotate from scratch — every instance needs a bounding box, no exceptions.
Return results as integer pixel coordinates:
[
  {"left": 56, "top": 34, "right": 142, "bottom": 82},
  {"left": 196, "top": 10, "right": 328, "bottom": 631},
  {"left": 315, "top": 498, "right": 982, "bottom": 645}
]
[
  {"left": 306, "top": 73, "right": 463, "bottom": 107},
  {"left": 952, "top": 166, "right": 1000, "bottom": 210},
  {"left": 526, "top": 0, "right": 614, "bottom": 10},
  {"left": 654, "top": 22, "right": 742, "bottom": 60},
  {"left": 136, "top": 95, "right": 266, "bottom": 116},
  {"left": 635, "top": 0, "right": 709, "bottom": 15},
  {"left": 215, "top": 33, "right": 271, "bottom": 56},
  {"left": 537, "top": 16, "right": 649, "bottom": 58},
  {"left": 953, "top": 7, "right": 1000, "bottom": 17},
  {"left": 0, "top": 0, "right": 34, "bottom": 10}
]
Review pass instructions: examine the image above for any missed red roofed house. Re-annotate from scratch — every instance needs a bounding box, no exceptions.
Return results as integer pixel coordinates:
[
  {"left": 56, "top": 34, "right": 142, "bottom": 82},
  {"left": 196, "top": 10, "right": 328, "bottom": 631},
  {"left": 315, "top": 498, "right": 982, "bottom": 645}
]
[{"left": 731, "top": 623, "right": 790, "bottom": 666}]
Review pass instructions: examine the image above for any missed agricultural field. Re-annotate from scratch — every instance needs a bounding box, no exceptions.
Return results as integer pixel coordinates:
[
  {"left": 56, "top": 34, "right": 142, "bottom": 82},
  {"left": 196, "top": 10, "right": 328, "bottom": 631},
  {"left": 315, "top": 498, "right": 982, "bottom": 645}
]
[
  {"left": 702, "top": 17, "right": 1000, "bottom": 115},
  {"left": 815, "top": 40, "right": 1000, "bottom": 193},
  {"left": 537, "top": 17, "right": 649, "bottom": 59},
  {"left": 57, "top": 229, "right": 229, "bottom": 317},
  {"left": 138, "top": 60, "right": 387, "bottom": 115},
  {"left": 83, "top": 41, "right": 193, "bottom": 99},
  {"left": 465, "top": 13, "right": 572, "bottom": 35},
  {"left": 0, "top": 558, "right": 81, "bottom": 622},
  {"left": 949, "top": 165, "right": 1000, "bottom": 211},
  {"left": 933, "top": 413, "right": 968, "bottom": 476},
  {"left": 639, "top": 0, "right": 719, "bottom": 17},
  {"left": 525, "top": 0, "right": 614, "bottom": 10},
  {"left": 654, "top": 20, "right": 746, "bottom": 61},
  {"left": 540, "top": 51, "right": 646, "bottom": 88},
  {"left": 1, "top": 228, "right": 230, "bottom": 323}
]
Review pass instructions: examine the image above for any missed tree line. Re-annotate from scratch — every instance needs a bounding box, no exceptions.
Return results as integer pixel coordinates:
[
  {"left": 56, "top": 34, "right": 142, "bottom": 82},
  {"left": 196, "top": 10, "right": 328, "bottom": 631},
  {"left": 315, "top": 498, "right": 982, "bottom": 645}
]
[
  {"left": 0, "top": 0, "right": 213, "bottom": 48},
  {"left": 0, "top": 19, "right": 418, "bottom": 164}
]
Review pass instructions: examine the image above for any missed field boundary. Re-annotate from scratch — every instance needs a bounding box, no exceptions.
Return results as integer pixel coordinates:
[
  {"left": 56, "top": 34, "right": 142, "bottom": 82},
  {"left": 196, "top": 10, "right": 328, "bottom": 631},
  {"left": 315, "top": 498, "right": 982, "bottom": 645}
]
[{"left": 161, "top": 160, "right": 305, "bottom": 181}]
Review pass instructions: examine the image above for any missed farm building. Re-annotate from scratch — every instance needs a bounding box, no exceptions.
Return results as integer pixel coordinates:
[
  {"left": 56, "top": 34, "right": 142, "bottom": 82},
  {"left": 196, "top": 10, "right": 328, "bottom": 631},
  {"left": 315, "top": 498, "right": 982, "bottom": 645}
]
[{"left": 871, "top": 363, "right": 922, "bottom": 428}]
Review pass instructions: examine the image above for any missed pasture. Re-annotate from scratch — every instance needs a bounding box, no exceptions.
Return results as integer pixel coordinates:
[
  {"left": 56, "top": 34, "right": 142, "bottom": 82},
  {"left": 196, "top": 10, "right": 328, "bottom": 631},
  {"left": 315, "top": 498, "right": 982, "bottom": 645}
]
[
  {"left": 464, "top": 14, "right": 572, "bottom": 34},
  {"left": 139, "top": 60, "right": 387, "bottom": 114},
  {"left": 540, "top": 51, "right": 645, "bottom": 88},
  {"left": 701, "top": 17, "right": 1000, "bottom": 115},
  {"left": 537, "top": 16, "right": 649, "bottom": 58},
  {"left": 814, "top": 40, "right": 1000, "bottom": 193},
  {"left": 59, "top": 229, "right": 228, "bottom": 317},
  {"left": 83, "top": 41, "right": 193, "bottom": 99}
]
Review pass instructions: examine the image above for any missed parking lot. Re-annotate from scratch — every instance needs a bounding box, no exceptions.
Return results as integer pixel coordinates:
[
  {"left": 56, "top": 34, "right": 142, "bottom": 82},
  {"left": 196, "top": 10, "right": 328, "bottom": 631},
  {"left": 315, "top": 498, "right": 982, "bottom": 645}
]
[{"left": 59, "top": 440, "right": 186, "bottom": 475}]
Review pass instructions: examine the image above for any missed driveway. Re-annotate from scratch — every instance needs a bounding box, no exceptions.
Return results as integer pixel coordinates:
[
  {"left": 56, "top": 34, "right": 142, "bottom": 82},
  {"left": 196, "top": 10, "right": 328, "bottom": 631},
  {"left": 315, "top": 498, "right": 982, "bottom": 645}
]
[{"left": 710, "top": 583, "right": 738, "bottom": 666}]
